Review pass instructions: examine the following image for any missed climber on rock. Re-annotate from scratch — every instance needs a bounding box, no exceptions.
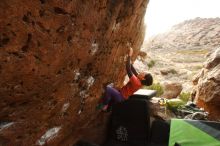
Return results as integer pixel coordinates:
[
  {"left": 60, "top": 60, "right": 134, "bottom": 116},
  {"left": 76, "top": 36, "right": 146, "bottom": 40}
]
[{"left": 99, "top": 47, "right": 153, "bottom": 111}]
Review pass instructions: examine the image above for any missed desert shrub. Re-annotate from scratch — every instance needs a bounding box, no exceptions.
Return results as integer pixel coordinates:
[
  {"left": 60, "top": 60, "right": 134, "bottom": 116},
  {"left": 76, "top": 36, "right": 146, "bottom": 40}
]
[
  {"left": 147, "top": 60, "right": 156, "bottom": 68},
  {"left": 193, "top": 65, "right": 203, "bottom": 70},
  {"left": 145, "top": 83, "right": 164, "bottom": 97},
  {"left": 179, "top": 92, "right": 191, "bottom": 102},
  {"left": 169, "top": 69, "right": 178, "bottom": 74}
]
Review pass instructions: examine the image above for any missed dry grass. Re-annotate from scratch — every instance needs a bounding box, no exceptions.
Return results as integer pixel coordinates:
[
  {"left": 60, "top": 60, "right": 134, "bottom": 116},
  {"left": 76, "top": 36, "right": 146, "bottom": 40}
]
[{"left": 176, "top": 49, "right": 209, "bottom": 55}]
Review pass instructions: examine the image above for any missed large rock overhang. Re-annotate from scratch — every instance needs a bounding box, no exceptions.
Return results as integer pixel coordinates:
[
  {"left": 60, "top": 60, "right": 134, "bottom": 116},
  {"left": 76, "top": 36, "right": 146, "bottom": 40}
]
[{"left": 0, "top": 0, "right": 148, "bottom": 145}]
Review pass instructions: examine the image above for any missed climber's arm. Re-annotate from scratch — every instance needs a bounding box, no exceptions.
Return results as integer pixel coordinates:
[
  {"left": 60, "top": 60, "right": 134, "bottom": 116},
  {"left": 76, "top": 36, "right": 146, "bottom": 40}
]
[
  {"left": 126, "top": 47, "right": 137, "bottom": 78},
  {"left": 131, "top": 64, "right": 138, "bottom": 76},
  {"left": 126, "top": 56, "right": 133, "bottom": 78}
]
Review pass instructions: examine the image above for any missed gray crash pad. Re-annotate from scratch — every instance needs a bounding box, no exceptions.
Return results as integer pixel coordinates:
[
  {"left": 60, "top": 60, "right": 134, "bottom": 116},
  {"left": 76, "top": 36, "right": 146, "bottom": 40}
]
[{"left": 129, "top": 89, "right": 157, "bottom": 100}]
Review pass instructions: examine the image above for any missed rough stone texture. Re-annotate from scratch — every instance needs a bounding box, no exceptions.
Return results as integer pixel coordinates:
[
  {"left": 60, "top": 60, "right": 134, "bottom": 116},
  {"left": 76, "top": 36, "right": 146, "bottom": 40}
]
[
  {"left": 0, "top": 0, "right": 148, "bottom": 145},
  {"left": 162, "top": 81, "right": 182, "bottom": 99},
  {"left": 194, "top": 47, "right": 220, "bottom": 120}
]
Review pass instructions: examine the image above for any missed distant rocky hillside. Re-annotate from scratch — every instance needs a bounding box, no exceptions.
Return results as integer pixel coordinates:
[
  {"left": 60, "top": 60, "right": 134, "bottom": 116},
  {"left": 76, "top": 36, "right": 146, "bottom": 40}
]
[
  {"left": 144, "top": 17, "right": 220, "bottom": 50},
  {"left": 136, "top": 17, "right": 220, "bottom": 92}
]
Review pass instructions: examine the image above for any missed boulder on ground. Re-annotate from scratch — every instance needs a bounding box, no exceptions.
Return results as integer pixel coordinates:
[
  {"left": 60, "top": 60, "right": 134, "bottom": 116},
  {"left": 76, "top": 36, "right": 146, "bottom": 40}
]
[{"left": 162, "top": 81, "right": 182, "bottom": 99}]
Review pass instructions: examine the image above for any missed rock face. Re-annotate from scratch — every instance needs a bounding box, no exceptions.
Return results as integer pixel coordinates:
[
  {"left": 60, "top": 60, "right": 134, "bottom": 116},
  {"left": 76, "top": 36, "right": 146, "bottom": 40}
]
[
  {"left": 193, "top": 47, "right": 220, "bottom": 120},
  {"left": 0, "top": 0, "right": 148, "bottom": 145}
]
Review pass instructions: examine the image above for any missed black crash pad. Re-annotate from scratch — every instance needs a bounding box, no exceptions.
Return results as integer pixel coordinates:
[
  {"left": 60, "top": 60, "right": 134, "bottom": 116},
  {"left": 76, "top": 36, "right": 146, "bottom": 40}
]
[
  {"left": 74, "top": 140, "right": 99, "bottom": 146},
  {"left": 109, "top": 99, "right": 150, "bottom": 145}
]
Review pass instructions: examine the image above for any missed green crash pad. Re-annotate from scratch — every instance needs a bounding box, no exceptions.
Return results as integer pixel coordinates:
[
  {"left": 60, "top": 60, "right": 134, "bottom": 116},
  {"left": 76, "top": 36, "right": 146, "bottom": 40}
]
[
  {"left": 129, "top": 89, "right": 157, "bottom": 100},
  {"left": 169, "top": 119, "right": 220, "bottom": 146}
]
